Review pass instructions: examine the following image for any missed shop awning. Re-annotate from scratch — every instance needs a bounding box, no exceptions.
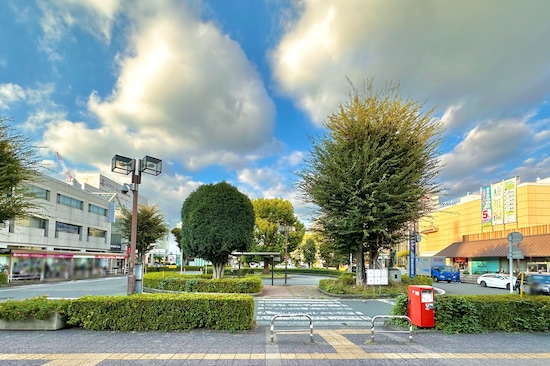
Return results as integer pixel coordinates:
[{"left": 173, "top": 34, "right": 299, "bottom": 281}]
[{"left": 435, "top": 233, "right": 550, "bottom": 258}]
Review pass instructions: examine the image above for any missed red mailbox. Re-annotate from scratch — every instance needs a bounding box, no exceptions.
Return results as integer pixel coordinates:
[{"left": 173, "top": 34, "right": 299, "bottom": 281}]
[{"left": 408, "top": 285, "right": 435, "bottom": 328}]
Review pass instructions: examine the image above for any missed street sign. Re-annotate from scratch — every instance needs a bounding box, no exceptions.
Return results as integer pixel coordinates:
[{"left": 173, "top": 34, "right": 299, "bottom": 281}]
[
  {"left": 507, "top": 247, "right": 524, "bottom": 259},
  {"left": 507, "top": 232, "right": 523, "bottom": 244}
]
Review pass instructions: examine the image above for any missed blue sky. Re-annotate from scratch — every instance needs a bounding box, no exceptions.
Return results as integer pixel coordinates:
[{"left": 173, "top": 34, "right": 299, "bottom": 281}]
[{"left": 2, "top": 0, "right": 550, "bottom": 233}]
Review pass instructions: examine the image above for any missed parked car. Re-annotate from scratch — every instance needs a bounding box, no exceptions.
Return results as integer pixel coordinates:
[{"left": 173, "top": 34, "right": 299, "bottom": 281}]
[
  {"left": 476, "top": 273, "right": 516, "bottom": 290},
  {"left": 516, "top": 272, "right": 550, "bottom": 295}
]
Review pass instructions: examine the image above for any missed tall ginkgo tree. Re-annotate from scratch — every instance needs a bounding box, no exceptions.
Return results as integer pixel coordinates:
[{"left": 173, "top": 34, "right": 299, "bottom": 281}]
[{"left": 297, "top": 80, "right": 443, "bottom": 285}]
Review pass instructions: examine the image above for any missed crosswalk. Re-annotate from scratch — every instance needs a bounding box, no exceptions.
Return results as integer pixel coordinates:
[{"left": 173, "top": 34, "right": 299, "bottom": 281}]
[{"left": 255, "top": 298, "right": 373, "bottom": 328}]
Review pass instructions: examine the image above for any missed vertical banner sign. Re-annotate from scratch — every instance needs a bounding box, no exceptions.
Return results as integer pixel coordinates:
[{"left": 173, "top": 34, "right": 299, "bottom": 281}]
[
  {"left": 491, "top": 181, "right": 504, "bottom": 226},
  {"left": 481, "top": 185, "right": 492, "bottom": 228},
  {"left": 503, "top": 177, "right": 517, "bottom": 224}
]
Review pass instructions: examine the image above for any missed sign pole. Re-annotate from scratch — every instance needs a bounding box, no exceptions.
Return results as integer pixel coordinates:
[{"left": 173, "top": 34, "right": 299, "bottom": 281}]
[
  {"left": 508, "top": 236, "right": 513, "bottom": 294},
  {"left": 507, "top": 232, "right": 523, "bottom": 294}
]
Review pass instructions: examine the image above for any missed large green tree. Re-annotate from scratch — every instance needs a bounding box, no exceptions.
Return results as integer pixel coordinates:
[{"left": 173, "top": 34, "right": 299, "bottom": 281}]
[
  {"left": 181, "top": 181, "right": 255, "bottom": 279},
  {"left": 301, "top": 238, "right": 316, "bottom": 268},
  {"left": 297, "top": 81, "right": 443, "bottom": 285},
  {"left": 0, "top": 117, "right": 40, "bottom": 222},
  {"left": 170, "top": 227, "right": 187, "bottom": 265},
  {"left": 251, "top": 198, "right": 305, "bottom": 273},
  {"left": 117, "top": 204, "right": 169, "bottom": 261}
]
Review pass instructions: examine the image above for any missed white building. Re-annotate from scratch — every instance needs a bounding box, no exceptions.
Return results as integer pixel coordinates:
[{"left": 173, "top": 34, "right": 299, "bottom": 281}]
[{"left": 0, "top": 174, "right": 124, "bottom": 280}]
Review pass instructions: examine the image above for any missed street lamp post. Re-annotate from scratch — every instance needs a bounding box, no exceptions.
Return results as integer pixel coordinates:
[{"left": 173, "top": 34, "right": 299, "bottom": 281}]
[{"left": 112, "top": 154, "right": 162, "bottom": 294}]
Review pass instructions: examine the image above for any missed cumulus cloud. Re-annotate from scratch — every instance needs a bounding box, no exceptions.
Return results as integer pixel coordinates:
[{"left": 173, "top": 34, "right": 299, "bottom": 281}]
[
  {"left": 0, "top": 83, "right": 25, "bottom": 109},
  {"left": 271, "top": 0, "right": 550, "bottom": 132},
  {"left": 280, "top": 151, "right": 304, "bottom": 167},
  {"left": 39, "top": 1, "right": 276, "bottom": 173},
  {"left": 439, "top": 117, "right": 532, "bottom": 192}
]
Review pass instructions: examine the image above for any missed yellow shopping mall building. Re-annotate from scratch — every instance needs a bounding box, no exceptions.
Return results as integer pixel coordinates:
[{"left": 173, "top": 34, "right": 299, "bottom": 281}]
[{"left": 417, "top": 176, "right": 550, "bottom": 274}]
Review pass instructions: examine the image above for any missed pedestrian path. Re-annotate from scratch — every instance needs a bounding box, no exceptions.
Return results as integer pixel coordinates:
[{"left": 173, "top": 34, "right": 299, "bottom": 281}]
[{"left": 1, "top": 328, "right": 550, "bottom": 365}]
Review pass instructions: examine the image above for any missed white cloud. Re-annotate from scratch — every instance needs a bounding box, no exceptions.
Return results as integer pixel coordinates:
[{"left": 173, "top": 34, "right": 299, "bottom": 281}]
[
  {"left": 0, "top": 83, "right": 25, "bottom": 109},
  {"left": 35, "top": 1, "right": 277, "bottom": 175},
  {"left": 271, "top": 0, "right": 550, "bottom": 131},
  {"left": 439, "top": 117, "right": 531, "bottom": 192},
  {"left": 280, "top": 151, "right": 304, "bottom": 167}
]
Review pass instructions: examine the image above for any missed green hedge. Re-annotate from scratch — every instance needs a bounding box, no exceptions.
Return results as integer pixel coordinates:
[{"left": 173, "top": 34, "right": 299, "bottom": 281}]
[
  {"left": 143, "top": 272, "right": 262, "bottom": 294},
  {"left": 0, "top": 296, "right": 67, "bottom": 321},
  {"left": 319, "top": 273, "right": 432, "bottom": 298},
  {"left": 392, "top": 293, "right": 550, "bottom": 333},
  {"left": 64, "top": 293, "right": 254, "bottom": 331},
  {"left": 0, "top": 272, "right": 7, "bottom": 285}
]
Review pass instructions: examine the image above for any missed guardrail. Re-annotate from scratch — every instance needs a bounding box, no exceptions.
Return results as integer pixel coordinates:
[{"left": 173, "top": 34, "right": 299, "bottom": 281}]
[
  {"left": 370, "top": 315, "right": 413, "bottom": 342},
  {"left": 270, "top": 314, "right": 313, "bottom": 343}
]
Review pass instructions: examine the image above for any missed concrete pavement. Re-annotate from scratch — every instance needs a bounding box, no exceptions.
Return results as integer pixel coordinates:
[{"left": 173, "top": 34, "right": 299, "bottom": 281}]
[
  {"left": 1, "top": 326, "right": 550, "bottom": 365},
  {"left": 2, "top": 277, "right": 550, "bottom": 365}
]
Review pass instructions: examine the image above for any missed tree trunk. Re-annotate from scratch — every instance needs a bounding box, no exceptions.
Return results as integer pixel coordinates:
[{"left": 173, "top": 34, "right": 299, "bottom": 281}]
[
  {"left": 355, "top": 245, "right": 365, "bottom": 286},
  {"left": 212, "top": 263, "right": 225, "bottom": 279},
  {"left": 263, "top": 260, "right": 270, "bottom": 275}
]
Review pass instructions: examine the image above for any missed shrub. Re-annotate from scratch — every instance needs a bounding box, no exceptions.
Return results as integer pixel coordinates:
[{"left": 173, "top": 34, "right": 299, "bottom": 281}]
[
  {"left": 390, "top": 293, "right": 550, "bottom": 333},
  {"left": 65, "top": 293, "right": 254, "bottom": 331},
  {"left": 143, "top": 273, "right": 262, "bottom": 294},
  {"left": 0, "top": 296, "right": 67, "bottom": 321},
  {"left": 0, "top": 271, "right": 7, "bottom": 285},
  {"left": 319, "top": 273, "right": 433, "bottom": 298}
]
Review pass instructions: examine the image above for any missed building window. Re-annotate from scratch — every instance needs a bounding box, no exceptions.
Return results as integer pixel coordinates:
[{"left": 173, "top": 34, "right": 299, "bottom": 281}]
[
  {"left": 27, "top": 185, "right": 50, "bottom": 200},
  {"left": 89, "top": 204, "right": 108, "bottom": 216},
  {"left": 55, "top": 221, "right": 81, "bottom": 239},
  {"left": 57, "top": 194, "right": 83, "bottom": 209},
  {"left": 88, "top": 227, "right": 107, "bottom": 239},
  {"left": 15, "top": 216, "right": 47, "bottom": 229}
]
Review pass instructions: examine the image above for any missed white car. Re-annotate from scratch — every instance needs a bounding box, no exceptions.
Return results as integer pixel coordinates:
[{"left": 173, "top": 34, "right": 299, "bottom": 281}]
[{"left": 477, "top": 273, "right": 516, "bottom": 290}]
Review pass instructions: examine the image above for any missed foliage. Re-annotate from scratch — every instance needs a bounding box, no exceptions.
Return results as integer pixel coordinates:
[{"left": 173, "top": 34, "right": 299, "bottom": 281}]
[
  {"left": 143, "top": 272, "right": 262, "bottom": 293},
  {"left": 319, "top": 274, "right": 432, "bottom": 298},
  {"left": 391, "top": 293, "right": 550, "bottom": 334},
  {"left": 65, "top": 293, "right": 254, "bottom": 331},
  {"left": 318, "top": 236, "right": 349, "bottom": 268},
  {"left": 170, "top": 227, "right": 185, "bottom": 264},
  {"left": 251, "top": 198, "right": 305, "bottom": 273},
  {"left": 302, "top": 238, "right": 317, "bottom": 267},
  {"left": 0, "top": 117, "right": 41, "bottom": 222},
  {"left": 181, "top": 181, "right": 255, "bottom": 279},
  {"left": 0, "top": 296, "right": 67, "bottom": 321},
  {"left": 0, "top": 271, "right": 7, "bottom": 285},
  {"left": 296, "top": 81, "right": 443, "bottom": 285},
  {"left": 116, "top": 204, "right": 169, "bottom": 260}
]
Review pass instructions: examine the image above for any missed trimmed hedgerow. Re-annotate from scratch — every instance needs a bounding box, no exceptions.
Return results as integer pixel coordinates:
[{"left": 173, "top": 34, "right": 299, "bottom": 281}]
[
  {"left": 143, "top": 273, "right": 262, "bottom": 294},
  {"left": 64, "top": 293, "right": 255, "bottom": 332}
]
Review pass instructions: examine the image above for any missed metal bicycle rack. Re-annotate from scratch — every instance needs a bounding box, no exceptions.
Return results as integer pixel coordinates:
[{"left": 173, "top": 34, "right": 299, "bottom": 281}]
[
  {"left": 370, "top": 315, "right": 413, "bottom": 342},
  {"left": 270, "top": 314, "right": 314, "bottom": 343}
]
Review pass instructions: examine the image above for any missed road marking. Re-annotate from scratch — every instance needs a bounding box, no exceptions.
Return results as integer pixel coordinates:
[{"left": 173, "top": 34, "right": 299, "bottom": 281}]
[{"left": 256, "top": 298, "right": 372, "bottom": 327}]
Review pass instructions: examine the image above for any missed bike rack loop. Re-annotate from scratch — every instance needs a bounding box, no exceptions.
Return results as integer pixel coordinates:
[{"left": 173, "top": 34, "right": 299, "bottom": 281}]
[
  {"left": 370, "top": 315, "right": 413, "bottom": 342},
  {"left": 270, "top": 314, "right": 314, "bottom": 343}
]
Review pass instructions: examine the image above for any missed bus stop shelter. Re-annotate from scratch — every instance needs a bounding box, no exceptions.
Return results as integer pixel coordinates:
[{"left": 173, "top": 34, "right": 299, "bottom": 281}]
[{"left": 231, "top": 251, "right": 281, "bottom": 285}]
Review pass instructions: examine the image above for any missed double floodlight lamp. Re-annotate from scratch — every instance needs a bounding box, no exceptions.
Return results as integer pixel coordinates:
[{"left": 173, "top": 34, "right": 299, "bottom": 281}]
[{"left": 111, "top": 154, "right": 162, "bottom": 176}]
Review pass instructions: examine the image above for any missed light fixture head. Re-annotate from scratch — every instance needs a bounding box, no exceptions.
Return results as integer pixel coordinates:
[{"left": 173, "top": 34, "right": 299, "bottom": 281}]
[
  {"left": 111, "top": 155, "right": 135, "bottom": 175},
  {"left": 140, "top": 155, "right": 162, "bottom": 176}
]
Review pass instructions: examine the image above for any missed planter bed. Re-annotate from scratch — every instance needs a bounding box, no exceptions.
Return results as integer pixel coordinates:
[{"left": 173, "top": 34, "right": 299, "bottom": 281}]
[{"left": 0, "top": 313, "right": 65, "bottom": 331}]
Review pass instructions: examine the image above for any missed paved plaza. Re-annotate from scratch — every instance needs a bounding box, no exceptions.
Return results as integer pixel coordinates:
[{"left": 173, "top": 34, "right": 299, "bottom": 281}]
[
  {"left": 1, "top": 326, "right": 550, "bottom": 365},
  {"left": 2, "top": 280, "right": 550, "bottom": 365}
]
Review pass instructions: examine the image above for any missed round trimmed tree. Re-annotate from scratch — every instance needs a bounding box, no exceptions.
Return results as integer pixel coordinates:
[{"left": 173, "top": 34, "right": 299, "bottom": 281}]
[{"left": 181, "top": 181, "right": 255, "bottom": 278}]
